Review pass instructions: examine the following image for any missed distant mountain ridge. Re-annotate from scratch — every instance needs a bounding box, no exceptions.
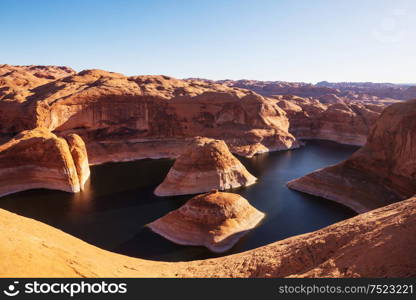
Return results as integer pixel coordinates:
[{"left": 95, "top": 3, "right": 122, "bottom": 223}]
[{"left": 184, "top": 78, "right": 416, "bottom": 102}]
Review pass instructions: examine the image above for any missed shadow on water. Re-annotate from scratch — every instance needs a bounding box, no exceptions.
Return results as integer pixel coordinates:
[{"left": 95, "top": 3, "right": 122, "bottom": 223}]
[{"left": 0, "top": 140, "right": 358, "bottom": 262}]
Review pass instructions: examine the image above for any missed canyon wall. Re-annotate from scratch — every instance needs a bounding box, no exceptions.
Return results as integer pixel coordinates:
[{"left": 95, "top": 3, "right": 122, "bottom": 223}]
[
  {"left": 275, "top": 96, "right": 382, "bottom": 146},
  {"left": 155, "top": 138, "right": 257, "bottom": 196},
  {"left": 0, "top": 67, "right": 298, "bottom": 164},
  {"left": 288, "top": 99, "right": 416, "bottom": 212}
]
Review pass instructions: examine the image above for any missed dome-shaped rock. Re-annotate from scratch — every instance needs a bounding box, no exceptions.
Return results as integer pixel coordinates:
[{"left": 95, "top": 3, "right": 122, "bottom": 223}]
[
  {"left": 148, "top": 191, "right": 265, "bottom": 253},
  {"left": 154, "top": 138, "right": 257, "bottom": 196}
]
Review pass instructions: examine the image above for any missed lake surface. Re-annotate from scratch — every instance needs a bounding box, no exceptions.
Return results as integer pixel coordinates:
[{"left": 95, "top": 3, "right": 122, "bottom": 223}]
[{"left": 0, "top": 140, "right": 358, "bottom": 261}]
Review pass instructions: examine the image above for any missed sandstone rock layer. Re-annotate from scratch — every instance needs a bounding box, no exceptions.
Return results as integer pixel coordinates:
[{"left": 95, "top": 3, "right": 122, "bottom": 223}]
[
  {"left": 154, "top": 138, "right": 257, "bottom": 196},
  {"left": 149, "top": 191, "right": 264, "bottom": 252},
  {"left": 0, "top": 128, "right": 90, "bottom": 197},
  {"left": 288, "top": 99, "right": 416, "bottom": 212}
]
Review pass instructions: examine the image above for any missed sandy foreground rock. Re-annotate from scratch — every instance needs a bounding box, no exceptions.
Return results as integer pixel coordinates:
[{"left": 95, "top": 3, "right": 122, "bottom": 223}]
[
  {"left": 0, "top": 127, "right": 90, "bottom": 197},
  {"left": 154, "top": 138, "right": 257, "bottom": 196},
  {"left": 149, "top": 191, "right": 264, "bottom": 252},
  {"left": 1, "top": 196, "right": 415, "bottom": 277},
  {"left": 288, "top": 99, "right": 416, "bottom": 213}
]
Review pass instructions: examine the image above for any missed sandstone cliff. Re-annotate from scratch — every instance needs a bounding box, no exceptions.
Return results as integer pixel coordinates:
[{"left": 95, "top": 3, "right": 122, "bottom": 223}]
[
  {"left": 275, "top": 96, "right": 382, "bottom": 146},
  {"left": 1, "top": 196, "right": 415, "bottom": 277},
  {"left": 288, "top": 99, "right": 416, "bottom": 212},
  {"left": 154, "top": 138, "right": 257, "bottom": 196},
  {"left": 149, "top": 191, "right": 264, "bottom": 252},
  {"left": 0, "top": 65, "right": 75, "bottom": 135},
  {"left": 0, "top": 67, "right": 298, "bottom": 164},
  {"left": 0, "top": 128, "right": 90, "bottom": 197}
]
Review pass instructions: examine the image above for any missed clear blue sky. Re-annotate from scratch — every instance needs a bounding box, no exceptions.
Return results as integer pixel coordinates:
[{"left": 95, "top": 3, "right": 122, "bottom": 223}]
[{"left": 1, "top": 0, "right": 415, "bottom": 83}]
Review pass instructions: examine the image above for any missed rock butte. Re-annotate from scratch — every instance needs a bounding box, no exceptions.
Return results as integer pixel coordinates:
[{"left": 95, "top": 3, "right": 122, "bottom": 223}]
[
  {"left": 149, "top": 191, "right": 264, "bottom": 252},
  {"left": 288, "top": 99, "right": 416, "bottom": 213},
  {"left": 0, "top": 127, "right": 90, "bottom": 197},
  {"left": 154, "top": 138, "right": 257, "bottom": 196},
  {"left": 1, "top": 197, "right": 415, "bottom": 277}
]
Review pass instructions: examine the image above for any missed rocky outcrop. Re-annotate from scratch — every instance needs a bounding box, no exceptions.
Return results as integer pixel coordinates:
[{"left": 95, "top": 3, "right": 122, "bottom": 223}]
[
  {"left": 288, "top": 99, "right": 416, "bottom": 213},
  {"left": 0, "top": 65, "right": 75, "bottom": 135},
  {"left": 65, "top": 133, "right": 90, "bottom": 188},
  {"left": 0, "top": 128, "right": 90, "bottom": 197},
  {"left": 275, "top": 96, "right": 382, "bottom": 146},
  {"left": 0, "top": 68, "right": 298, "bottom": 164},
  {"left": 149, "top": 191, "right": 264, "bottom": 252},
  {"left": 1, "top": 195, "right": 415, "bottom": 277},
  {"left": 155, "top": 138, "right": 257, "bottom": 196}
]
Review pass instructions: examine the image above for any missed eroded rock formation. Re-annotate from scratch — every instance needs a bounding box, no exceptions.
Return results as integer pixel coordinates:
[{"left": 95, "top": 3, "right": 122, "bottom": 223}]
[
  {"left": 288, "top": 99, "right": 416, "bottom": 212},
  {"left": 275, "top": 95, "right": 382, "bottom": 146},
  {"left": 1, "top": 196, "right": 415, "bottom": 277},
  {"left": 0, "top": 66, "right": 298, "bottom": 164},
  {"left": 149, "top": 191, "right": 264, "bottom": 252},
  {"left": 0, "top": 128, "right": 90, "bottom": 197},
  {"left": 154, "top": 138, "right": 257, "bottom": 196}
]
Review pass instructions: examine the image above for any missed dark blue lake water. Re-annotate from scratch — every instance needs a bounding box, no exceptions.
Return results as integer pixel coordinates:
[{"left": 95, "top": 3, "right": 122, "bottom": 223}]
[{"left": 0, "top": 140, "right": 358, "bottom": 261}]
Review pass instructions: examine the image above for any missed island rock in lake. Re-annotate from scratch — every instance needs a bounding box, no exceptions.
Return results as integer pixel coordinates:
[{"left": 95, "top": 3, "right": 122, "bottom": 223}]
[
  {"left": 0, "top": 128, "right": 90, "bottom": 197},
  {"left": 149, "top": 191, "right": 265, "bottom": 253},
  {"left": 288, "top": 99, "right": 416, "bottom": 213},
  {"left": 154, "top": 138, "right": 257, "bottom": 196}
]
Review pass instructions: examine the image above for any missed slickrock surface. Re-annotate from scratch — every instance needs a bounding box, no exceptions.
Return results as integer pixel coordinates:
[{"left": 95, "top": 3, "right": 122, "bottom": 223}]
[
  {"left": 1, "top": 196, "right": 415, "bottom": 277},
  {"left": 149, "top": 191, "right": 264, "bottom": 252},
  {"left": 275, "top": 95, "right": 382, "bottom": 146},
  {"left": 0, "top": 128, "right": 89, "bottom": 197},
  {"left": 0, "top": 66, "right": 298, "bottom": 163},
  {"left": 154, "top": 138, "right": 257, "bottom": 196},
  {"left": 288, "top": 99, "right": 416, "bottom": 213}
]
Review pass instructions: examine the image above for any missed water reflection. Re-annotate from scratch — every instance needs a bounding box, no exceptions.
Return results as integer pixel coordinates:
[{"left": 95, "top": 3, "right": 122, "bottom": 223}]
[{"left": 0, "top": 140, "right": 358, "bottom": 261}]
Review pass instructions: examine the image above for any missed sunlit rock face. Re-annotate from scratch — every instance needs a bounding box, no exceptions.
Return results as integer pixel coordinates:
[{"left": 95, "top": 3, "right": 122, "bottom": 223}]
[
  {"left": 154, "top": 137, "right": 257, "bottom": 196},
  {"left": 149, "top": 191, "right": 265, "bottom": 253},
  {"left": 0, "top": 67, "right": 298, "bottom": 164},
  {"left": 288, "top": 99, "right": 416, "bottom": 213},
  {"left": 0, "top": 127, "right": 90, "bottom": 197}
]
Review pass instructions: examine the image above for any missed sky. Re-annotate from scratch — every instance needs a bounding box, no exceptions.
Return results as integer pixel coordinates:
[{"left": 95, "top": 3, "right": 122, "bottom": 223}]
[{"left": 1, "top": 0, "right": 415, "bottom": 83}]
